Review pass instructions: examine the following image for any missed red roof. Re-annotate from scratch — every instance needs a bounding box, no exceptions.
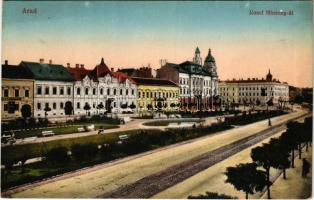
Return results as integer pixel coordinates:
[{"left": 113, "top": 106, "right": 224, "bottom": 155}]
[
  {"left": 112, "top": 72, "right": 136, "bottom": 84},
  {"left": 90, "top": 58, "right": 112, "bottom": 78},
  {"left": 67, "top": 67, "right": 92, "bottom": 81}
]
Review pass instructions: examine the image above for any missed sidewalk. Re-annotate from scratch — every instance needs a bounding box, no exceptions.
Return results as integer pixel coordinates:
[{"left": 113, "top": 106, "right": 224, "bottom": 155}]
[{"left": 261, "top": 146, "right": 312, "bottom": 199}]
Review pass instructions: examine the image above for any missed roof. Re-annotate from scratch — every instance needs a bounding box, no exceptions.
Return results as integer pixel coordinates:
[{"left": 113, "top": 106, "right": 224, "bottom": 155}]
[
  {"left": 222, "top": 79, "right": 283, "bottom": 84},
  {"left": 132, "top": 77, "right": 179, "bottom": 87},
  {"left": 67, "top": 67, "right": 92, "bottom": 81},
  {"left": 89, "top": 58, "right": 111, "bottom": 78},
  {"left": 2, "top": 65, "right": 34, "bottom": 79},
  {"left": 177, "top": 61, "right": 210, "bottom": 76},
  {"left": 195, "top": 47, "right": 200, "bottom": 54},
  {"left": 117, "top": 68, "right": 136, "bottom": 76},
  {"left": 111, "top": 72, "right": 136, "bottom": 84},
  {"left": 20, "top": 61, "right": 74, "bottom": 81}
]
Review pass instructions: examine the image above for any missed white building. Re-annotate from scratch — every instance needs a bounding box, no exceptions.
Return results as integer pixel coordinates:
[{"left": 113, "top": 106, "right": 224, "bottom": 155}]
[
  {"left": 67, "top": 58, "right": 137, "bottom": 115},
  {"left": 219, "top": 70, "right": 289, "bottom": 106},
  {"left": 157, "top": 47, "right": 219, "bottom": 110},
  {"left": 20, "top": 60, "right": 75, "bottom": 118}
]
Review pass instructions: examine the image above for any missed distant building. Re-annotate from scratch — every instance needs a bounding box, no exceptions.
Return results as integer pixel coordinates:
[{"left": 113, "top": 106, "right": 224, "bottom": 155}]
[
  {"left": 157, "top": 47, "right": 219, "bottom": 111},
  {"left": 20, "top": 59, "right": 75, "bottom": 118},
  {"left": 117, "top": 66, "right": 155, "bottom": 78},
  {"left": 219, "top": 70, "right": 289, "bottom": 106},
  {"left": 131, "top": 77, "right": 179, "bottom": 112},
  {"left": 2, "top": 61, "right": 34, "bottom": 120}
]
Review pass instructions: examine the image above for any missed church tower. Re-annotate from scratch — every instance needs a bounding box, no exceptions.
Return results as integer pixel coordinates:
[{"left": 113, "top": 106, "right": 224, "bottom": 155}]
[
  {"left": 204, "top": 48, "right": 218, "bottom": 78},
  {"left": 266, "top": 69, "right": 273, "bottom": 81},
  {"left": 193, "top": 47, "right": 202, "bottom": 65}
]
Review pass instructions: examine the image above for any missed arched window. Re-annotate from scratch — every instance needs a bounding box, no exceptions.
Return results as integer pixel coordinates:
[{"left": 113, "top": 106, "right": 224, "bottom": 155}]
[
  {"left": 85, "top": 88, "right": 89, "bottom": 95},
  {"left": 107, "top": 88, "right": 110, "bottom": 95},
  {"left": 100, "top": 88, "right": 103, "bottom": 95},
  {"left": 114, "top": 89, "right": 116, "bottom": 95}
]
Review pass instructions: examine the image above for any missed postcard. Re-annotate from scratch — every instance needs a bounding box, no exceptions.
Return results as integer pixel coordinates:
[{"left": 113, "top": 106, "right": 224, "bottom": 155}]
[{"left": 1, "top": 1, "right": 313, "bottom": 199}]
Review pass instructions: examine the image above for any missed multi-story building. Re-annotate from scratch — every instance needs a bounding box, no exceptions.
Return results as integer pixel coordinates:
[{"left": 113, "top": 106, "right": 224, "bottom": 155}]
[
  {"left": 157, "top": 47, "right": 219, "bottom": 111},
  {"left": 68, "top": 58, "right": 137, "bottom": 115},
  {"left": 20, "top": 59, "right": 75, "bottom": 118},
  {"left": 219, "top": 70, "right": 289, "bottom": 106},
  {"left": 2, "top": 61, "right": 34, "bottom": 120},
  {"left": 132, "top": 77, "right": 179, "bottom": 112}
]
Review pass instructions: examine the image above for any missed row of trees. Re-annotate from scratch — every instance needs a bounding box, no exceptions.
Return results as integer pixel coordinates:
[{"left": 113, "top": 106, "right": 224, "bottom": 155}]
[{"left": 225, "top": 116, "right": 312, "bottom": 199}]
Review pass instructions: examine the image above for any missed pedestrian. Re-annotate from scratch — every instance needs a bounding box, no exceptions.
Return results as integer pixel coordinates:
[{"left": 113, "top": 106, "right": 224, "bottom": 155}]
[
  {"left": 302, "top": 158, "right": 310, "bottom": 178},
  {"left": 268, "top": 118, "right": 272, "bottom": 126}
]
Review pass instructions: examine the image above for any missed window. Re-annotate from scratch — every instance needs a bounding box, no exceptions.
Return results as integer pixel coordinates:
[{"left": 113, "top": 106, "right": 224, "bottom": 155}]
[
  {"left": 67, "top": 87, "right": 71, "bottom": 95},
  {"left": 4, "top": 104, "right": 8, "bottom": 111},
  {"left": 37, "top": 86, "right": 42, "bottom": 95},
  {"left": 3, "top": 89, "right": 8, "bottom": 97},
  {"left": 25, "top": 89, "right": 29, "bottom": 97},
  {"left": 45, "top": 103, "right": 49, "bottom": 109},
  {"left": 53, "top": 103, "right": 56, "bottom": 109},
  {"left": 53, "top": 87, "right": 57, "bottom": 95},
  {"left": 107, "top": 88, "right": 110, "bottom": 95},
  {"left": 37, "top": 103, "right": 41, "bottom": 110},
  {"left": 132, "top": 89, "right": 134, "bottom": 95},
  {"left": 60, "top": 87, "right": 64, "bottom": 95},
  {"left": 93, "top": 88, "right": 96, "bottom": 95},
  {"left": 126, "top": 89, "right": 129, "bottom": 96},
  {"left": 60, "top": 102, "right": 64, "bottom": 109},
  {"left": 120, "top": 89, "right": 123, "bottom": 95},
  {"left": 45, "top": 87, "right": 49, "bottom": 95},
  {"left": 93, "top": 103, "right": 96, "bottom": 108},
  {"left": 113, "top": 89, "right": 116, "bottom": 95},
  {"left": 138, "top": 91, "right": 141, "bottom": 98},
  {"left": 77, "top": 88, "right": 81, "bottom": 95},
  {"left": 85, "top": 88, "right": 89, "bottom": 95},
  {"left": 77, "top": 102, "right": 80, "bottom": 109},
  {"left": 15, "top": 89, "right": 19, "bottom": 97},
  {"left": 100, "top": 88, "right": 103, "bottom": 95}
]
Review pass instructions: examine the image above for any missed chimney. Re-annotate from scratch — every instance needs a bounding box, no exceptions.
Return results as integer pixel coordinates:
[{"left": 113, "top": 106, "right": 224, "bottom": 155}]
[
  {"left": 80, "top": 64, "right": 84, "bottom": 69},
  {"left": 49, "top": 59, "right": 52, "bottom": 64},
  {"left": 67, "top": 63, "right": 70, "bottom": 68},
  {"left": 111, "top": 68, "right": 114, "bottom": 72},
  {"left": 4, "top": 60, "right": 8, "bottom": 65},
  {"left": 75, "top": 64, "right": 79, "bottom": 68},
  {"left": 39, "top": 58, "right": 44, "bottom": 64}
]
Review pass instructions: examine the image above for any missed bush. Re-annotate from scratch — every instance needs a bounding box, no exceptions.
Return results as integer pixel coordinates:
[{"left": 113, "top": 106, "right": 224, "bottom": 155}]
[
  {"left": 188, "top": 192, "right": 237, "bottom": 199},
  {"left": 71, "top": 143, "right": 99, "bottom": 161},
  {"left": 43, "top": 146, "right": 70, "bottom": 164}
]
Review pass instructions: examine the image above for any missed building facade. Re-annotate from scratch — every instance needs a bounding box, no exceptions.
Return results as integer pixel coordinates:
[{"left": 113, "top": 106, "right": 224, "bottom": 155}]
[
  {"left": 68, "top": 58, "right": 137, "bottom": 115},
  {"left": 132, "top": 77, "right": 179, "bottom": 112},
  {"left": 219, "top": 70, "right": 289, "bottom": 106},
  {"left": 157, "top": 47, "right": 219, "bottom": 111},
  {"left": 2, "top": 63, "right": 34, "bottom": 120},
  {"left": 20, "top": 60, "right": 75, "bottom": 118}
]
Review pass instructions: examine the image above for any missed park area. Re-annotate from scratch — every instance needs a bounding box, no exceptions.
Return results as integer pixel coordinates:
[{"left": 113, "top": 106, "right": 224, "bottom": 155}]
[{"left": 1, "top": 110, "right": 294, "bottom": 192}]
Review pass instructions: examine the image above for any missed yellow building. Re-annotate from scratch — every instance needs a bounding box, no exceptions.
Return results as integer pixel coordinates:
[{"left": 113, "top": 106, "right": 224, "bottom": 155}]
[
  {"left": 2, "top": 64, "right": 34, "bottom": 120},
  {"left": 132, "top": 77, "right": 179, "bottom": 112}
]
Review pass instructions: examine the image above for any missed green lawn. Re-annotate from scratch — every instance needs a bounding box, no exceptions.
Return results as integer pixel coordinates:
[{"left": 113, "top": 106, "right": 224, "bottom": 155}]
[
  {"left": 143, "top": 119, "right": 205, "bottom": 126},
  {"left": 12, "top": 124, "right": 119, "bottom": 139}
]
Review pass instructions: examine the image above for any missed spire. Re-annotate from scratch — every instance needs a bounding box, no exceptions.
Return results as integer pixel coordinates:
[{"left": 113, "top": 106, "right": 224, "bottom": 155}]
[
  {"left": 101, "top": 57, "right": 104, "bottom": 65},
  {"left": 195, "top": 47, "right": 200, "bottom": 54},
  {"left": 266, "top": 69, "right": 273, "bottom": 81}
]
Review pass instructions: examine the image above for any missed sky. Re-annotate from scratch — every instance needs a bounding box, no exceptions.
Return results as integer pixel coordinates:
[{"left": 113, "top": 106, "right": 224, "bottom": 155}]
[{"left": 2, "top": 1, "right": 313, "bottom": 87}]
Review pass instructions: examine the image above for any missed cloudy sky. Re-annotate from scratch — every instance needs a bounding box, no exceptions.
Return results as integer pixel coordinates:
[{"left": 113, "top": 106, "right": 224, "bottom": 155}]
[{"left": 2, "top": 1, "right": 312, "bottom": 87}]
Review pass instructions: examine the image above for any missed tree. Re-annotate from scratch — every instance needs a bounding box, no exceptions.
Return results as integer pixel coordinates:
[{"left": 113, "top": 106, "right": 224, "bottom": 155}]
[
  {"left": 147, "top": 104, "right": 153, "bottom": 111},
  {"left": 129, "top": 102, "right": 136, "bottom": 110},
  {"left": 279, "top": 130, "right": 298, "bottom": 168},
  {"left": 286, "top": 121, "right": 304, "bottom": 159},
  {"left": 170, "top": 103, "right": 176, "bottom": 109},
  {"left": 21, "top": 104, "right": 32, "bottom": 120},
  {"left": 96, "top": 102, "right": 104, "bottom": 114},
  {"left": 225, "top": 163, "right": 267, "bottom": 199},
  {"left": 121, "top": 103, "right": 128, "bottom": 109},
  {"left": 268, "top": 138, "right": 291, "bottom": 179},
  {"left": 64, "top": 101, "right": 73, "bottom": 121},
  {"left": 303, "top": 116, "right": 313, "bottom": 151},
  {"left": 44, "top": 105, "right": 51, "bottom": 118},
  {"left": 251, "top": 144, "right": 273, "bottom": 199},
  {"left": 157, "top": 102, "right": 163, "bottom": 110},
  {"left": 188, "top": 192, "right": 237, "bottom": 199},
  {"left": 83, "top": 103, "right": 91, "bottom": 116}
]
